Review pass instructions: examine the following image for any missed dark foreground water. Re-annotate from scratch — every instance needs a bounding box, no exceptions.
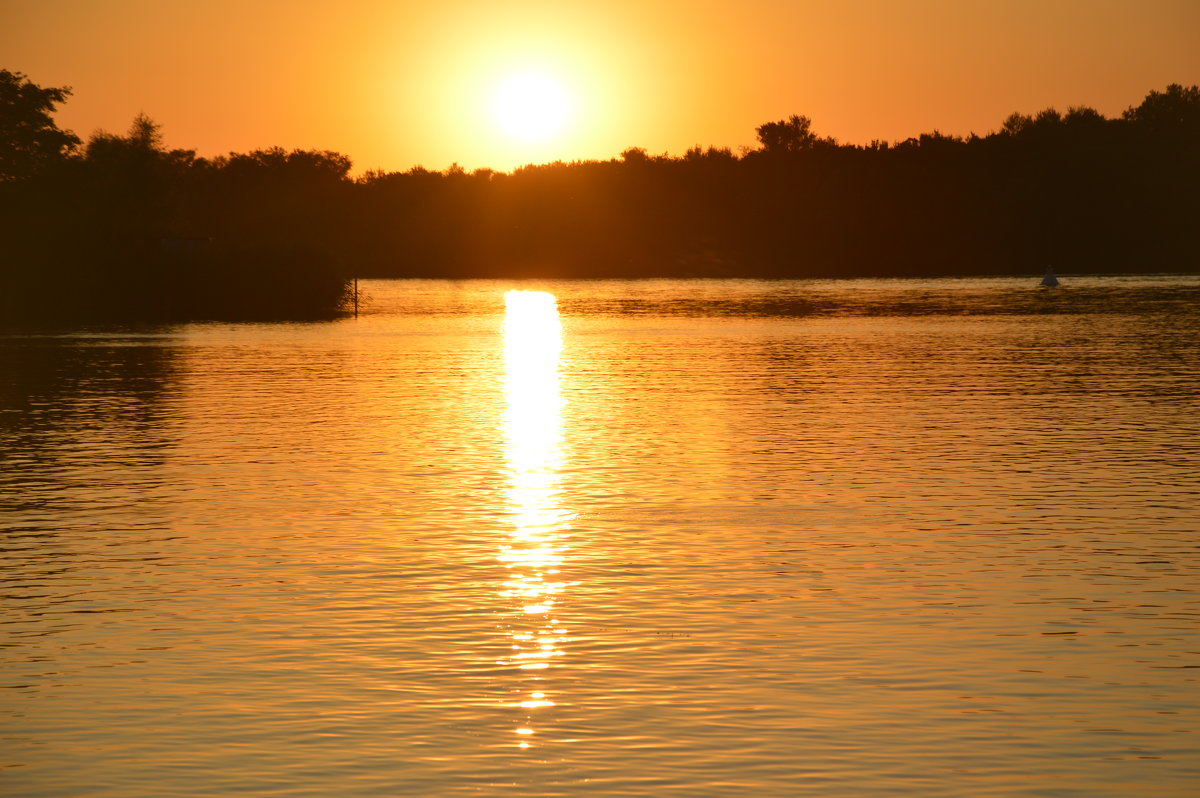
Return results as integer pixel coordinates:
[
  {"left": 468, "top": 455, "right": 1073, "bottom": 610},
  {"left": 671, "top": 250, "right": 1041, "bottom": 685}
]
[{"left": 2, "top": 276, "right": 1198, "bottom": 797}]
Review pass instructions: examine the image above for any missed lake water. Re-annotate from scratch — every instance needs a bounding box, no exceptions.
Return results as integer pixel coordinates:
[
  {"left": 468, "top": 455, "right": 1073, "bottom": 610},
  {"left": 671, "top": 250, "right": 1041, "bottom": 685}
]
[{"left": 2, "top": 276, "right": 1198, "bottom": 797}]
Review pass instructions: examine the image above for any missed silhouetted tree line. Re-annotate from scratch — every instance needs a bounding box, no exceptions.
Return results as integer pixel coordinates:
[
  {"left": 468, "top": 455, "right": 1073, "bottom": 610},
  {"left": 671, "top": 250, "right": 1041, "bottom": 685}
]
[
  {"left": 1, "top": 68, "right": 1197, "bottom": 321},
  {"left": 0, "top": 70, "right": 353, "bottom": 322}
]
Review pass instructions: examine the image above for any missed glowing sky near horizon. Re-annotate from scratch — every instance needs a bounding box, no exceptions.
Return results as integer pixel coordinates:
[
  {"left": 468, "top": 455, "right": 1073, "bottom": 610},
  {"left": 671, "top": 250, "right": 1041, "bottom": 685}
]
[{"left": 4, "top": 0, "right": 1198, "bottom": 173}]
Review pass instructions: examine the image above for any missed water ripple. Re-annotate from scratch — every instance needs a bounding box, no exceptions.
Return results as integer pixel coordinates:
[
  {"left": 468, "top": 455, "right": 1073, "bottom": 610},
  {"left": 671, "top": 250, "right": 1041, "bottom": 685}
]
[{"left": 1, "top": 277, "right": 1197, "bottom": 797}]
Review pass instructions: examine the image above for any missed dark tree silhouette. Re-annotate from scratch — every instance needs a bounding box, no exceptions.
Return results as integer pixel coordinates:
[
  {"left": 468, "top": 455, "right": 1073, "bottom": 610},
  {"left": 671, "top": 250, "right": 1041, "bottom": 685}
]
[
  {"left": 1122, "top": 83, "right": 1200, "bottom": 133},
  {"left": 3, "top": 72, "right": 1197, "bottom": 323},
  {"left": 620, "top": 146, "right": 651, "bottom": 164},
  {"left": 78, "top": 113, "right": 197, "bottom": 245},
  {"left": 0, "top": 69, "right": 80, "bottom": 180},
  {"left": 1064, "top": 105, "right": 1106, "bottom": 127},
  {"left": 755, "top": 114, "right": 817, "bottom": 152}
]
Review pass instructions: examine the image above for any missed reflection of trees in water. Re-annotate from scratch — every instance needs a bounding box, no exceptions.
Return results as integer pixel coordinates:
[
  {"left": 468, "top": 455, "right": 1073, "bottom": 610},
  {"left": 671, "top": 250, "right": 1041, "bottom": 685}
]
[
  {"left": 0, "top": 333, "right": 179, "bottom": 525},
  {"left": 549, "top": 281, "right": 1200, "bottom": 319}
]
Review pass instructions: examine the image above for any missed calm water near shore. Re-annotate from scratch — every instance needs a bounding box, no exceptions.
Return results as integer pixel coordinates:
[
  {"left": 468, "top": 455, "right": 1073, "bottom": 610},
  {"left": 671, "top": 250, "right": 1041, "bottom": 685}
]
[{"left": 2, "top": 276, "right": 1198, "bottom": 797}]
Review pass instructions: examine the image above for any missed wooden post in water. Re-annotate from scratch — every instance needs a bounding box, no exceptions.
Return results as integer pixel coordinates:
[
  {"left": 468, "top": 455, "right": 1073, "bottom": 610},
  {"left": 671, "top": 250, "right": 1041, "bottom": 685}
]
[{"left": 354, "top": 276, "right": 358, "bottom": 317}]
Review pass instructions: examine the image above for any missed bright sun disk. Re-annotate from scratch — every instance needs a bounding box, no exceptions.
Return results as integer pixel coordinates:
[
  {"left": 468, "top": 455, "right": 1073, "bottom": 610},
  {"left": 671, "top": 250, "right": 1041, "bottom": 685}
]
[{"left": 492, "top": 72, "right": 569, "bottom": 142}]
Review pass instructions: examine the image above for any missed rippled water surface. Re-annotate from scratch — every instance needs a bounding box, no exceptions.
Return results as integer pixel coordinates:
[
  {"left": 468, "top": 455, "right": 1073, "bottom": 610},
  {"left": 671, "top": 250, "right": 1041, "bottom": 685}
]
[{"left": 3, "top": 277, "right": 1198, "bottom": 797}]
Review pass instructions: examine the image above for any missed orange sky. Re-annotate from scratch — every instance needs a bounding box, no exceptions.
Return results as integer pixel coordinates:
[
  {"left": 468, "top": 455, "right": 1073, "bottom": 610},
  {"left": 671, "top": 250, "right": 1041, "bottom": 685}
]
[{"left": 5, "top": 0, "right": 1198, "bottom": 173}]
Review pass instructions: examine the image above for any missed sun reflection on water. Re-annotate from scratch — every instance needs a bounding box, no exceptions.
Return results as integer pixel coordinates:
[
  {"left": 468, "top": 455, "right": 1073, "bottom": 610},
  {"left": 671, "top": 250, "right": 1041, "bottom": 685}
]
[{"left": 500, "top": 290, "right": 570, "bottom": 749}]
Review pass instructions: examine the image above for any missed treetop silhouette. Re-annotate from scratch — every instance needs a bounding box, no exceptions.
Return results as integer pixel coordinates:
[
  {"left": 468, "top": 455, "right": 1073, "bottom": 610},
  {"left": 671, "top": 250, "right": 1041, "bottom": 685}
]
[
  {"left": 0, "top": 69, "right": 80, "bottom": 180},
  {"left": 2, "top": 70, "right": 1197, "bottom": 322}
]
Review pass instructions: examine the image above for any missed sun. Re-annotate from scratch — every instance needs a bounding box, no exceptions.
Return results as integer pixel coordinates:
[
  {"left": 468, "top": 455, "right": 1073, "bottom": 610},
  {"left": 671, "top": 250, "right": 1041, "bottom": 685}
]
[{"left": 491, "top": 71, "right": 570, "bottom": 142}]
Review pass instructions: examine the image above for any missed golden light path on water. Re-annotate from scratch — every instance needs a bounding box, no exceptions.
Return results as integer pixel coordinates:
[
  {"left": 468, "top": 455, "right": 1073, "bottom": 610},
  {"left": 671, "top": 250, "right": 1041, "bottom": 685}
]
[{"left": 500, "top": 290, "right": 570, "bottom": 749}]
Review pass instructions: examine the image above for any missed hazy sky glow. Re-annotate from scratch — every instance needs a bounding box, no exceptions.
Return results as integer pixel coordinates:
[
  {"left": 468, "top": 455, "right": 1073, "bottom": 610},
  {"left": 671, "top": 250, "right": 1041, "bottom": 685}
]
[{"left": 5, "top": 0, "right": 1198, "bottom": 172}]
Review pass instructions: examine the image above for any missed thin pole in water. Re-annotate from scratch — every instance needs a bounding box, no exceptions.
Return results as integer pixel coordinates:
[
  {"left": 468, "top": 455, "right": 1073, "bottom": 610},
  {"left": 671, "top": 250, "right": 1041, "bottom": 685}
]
[{"left": 354, "top": 276, "right": 358, "bottom": 317}]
